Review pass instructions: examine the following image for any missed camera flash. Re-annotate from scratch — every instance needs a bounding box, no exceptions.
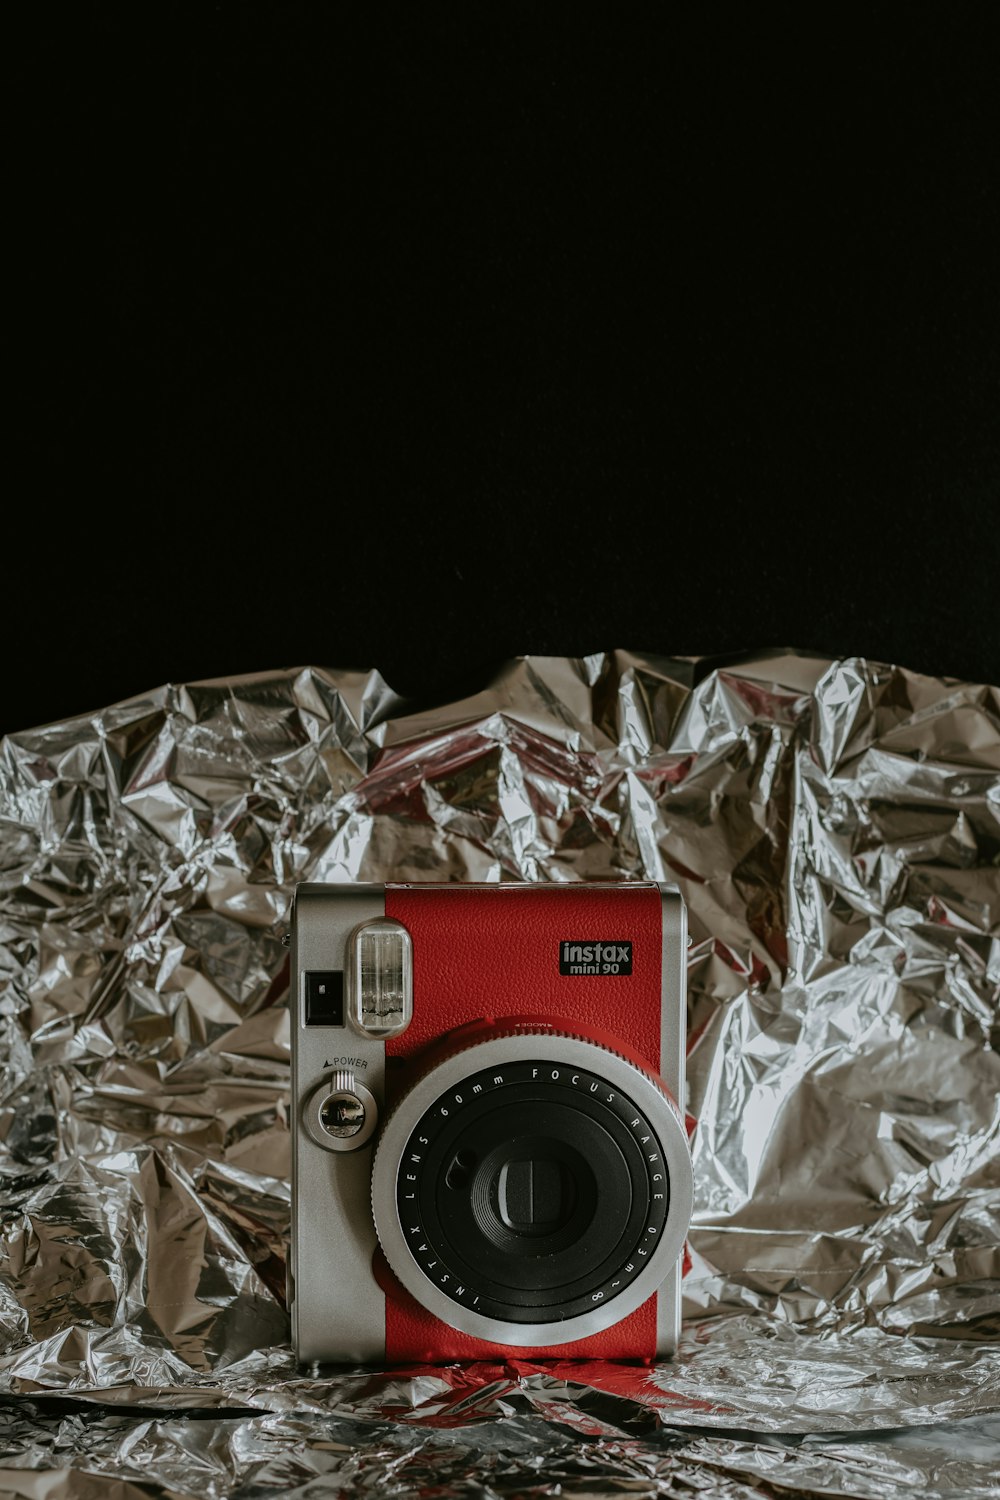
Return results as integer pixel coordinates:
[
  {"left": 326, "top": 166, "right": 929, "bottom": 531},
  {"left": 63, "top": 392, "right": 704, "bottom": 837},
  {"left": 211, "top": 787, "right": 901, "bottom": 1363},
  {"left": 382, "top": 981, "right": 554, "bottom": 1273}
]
[{"left": 350, "top": 918, "right": 413, "bottom": 1037}]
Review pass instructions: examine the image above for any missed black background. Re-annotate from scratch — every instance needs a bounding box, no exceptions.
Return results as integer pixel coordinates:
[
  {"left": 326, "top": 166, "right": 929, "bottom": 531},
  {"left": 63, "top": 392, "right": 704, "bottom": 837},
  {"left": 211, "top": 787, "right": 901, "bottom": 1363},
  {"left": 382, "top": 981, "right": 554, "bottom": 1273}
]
[{"left": 10, "top": 8, "right": 999, "bottom": 736}]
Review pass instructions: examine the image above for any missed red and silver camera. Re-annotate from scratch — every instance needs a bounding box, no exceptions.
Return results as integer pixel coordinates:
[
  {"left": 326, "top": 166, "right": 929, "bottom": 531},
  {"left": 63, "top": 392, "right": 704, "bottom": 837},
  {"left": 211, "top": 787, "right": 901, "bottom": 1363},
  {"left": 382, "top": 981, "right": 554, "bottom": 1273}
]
[{"left": 289, "top": 882, "right": 692, "bottom": 1363}]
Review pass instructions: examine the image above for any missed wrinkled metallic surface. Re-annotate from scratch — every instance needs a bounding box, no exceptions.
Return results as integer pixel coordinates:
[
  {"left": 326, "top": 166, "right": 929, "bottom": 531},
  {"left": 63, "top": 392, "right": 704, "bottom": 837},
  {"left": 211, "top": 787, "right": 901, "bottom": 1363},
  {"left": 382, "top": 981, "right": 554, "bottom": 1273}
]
[{"left": 0, "top": 650, "right": 998, "bottom": 1498}]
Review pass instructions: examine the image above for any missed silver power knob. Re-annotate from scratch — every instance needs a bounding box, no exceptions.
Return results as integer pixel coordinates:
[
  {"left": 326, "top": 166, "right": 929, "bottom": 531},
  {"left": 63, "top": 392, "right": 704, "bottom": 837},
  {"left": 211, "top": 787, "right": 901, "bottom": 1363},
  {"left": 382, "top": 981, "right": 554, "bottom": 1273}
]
[{"left": 304, "top": 1069, "right": 379, "bottom": 1153}]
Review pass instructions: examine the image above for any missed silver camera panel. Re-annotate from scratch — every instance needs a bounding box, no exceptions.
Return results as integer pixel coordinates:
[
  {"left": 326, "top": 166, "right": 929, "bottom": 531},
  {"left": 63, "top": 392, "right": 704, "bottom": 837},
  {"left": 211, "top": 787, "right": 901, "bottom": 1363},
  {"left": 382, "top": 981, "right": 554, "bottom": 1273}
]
[
  {"left": 657, "top": 886, "right": 687, "bottom": 1355},
  {"left": 291, "top": 883, "right": 388, "bottom": 1364}
]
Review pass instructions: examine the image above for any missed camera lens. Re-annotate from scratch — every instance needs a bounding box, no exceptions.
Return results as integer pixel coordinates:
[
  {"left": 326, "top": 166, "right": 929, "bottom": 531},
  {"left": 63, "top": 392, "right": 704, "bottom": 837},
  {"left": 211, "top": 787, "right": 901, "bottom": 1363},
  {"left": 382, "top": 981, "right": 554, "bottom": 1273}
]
[{"left": 387, "top": 1056, "right": 670, "bottom": 1326}]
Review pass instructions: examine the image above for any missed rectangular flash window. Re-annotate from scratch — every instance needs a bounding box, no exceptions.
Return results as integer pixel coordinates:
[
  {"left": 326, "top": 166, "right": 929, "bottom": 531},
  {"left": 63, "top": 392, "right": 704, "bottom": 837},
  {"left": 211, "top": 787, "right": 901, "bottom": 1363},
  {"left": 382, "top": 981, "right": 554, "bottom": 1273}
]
[{"left": 350, "top": 918, "right": 413, "bottom": 1037}]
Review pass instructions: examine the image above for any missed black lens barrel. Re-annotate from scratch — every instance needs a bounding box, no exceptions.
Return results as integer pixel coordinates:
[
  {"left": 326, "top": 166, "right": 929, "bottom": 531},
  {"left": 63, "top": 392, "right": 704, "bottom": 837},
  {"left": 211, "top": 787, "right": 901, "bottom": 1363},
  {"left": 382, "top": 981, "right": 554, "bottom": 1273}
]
[{"left": 394, "top": 1059, "right": 670, "bottom": 1325}]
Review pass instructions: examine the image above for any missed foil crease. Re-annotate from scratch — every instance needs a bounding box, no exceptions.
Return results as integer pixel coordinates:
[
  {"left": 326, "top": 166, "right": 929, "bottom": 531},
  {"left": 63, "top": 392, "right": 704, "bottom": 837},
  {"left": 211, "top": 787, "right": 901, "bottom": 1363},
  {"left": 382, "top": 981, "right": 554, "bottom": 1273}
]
[{"left": 1, "top": 650, "right": 998, "bottom": 1497}]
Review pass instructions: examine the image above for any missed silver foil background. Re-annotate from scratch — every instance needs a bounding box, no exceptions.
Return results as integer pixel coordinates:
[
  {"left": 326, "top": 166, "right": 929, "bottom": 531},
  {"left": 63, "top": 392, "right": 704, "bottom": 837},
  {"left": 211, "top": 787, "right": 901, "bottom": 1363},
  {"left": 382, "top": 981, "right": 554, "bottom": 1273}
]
[{"left": 0, "top": 649, "right": 997, "bottom": 1498}]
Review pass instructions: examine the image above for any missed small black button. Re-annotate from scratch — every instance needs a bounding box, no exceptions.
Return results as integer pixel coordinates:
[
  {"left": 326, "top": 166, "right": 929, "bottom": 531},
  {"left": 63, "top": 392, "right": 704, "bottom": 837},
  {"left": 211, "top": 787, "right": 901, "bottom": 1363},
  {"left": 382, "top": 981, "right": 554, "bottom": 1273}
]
[{"left": 304, "top": 971, "right": 344, "bottom": 1026}]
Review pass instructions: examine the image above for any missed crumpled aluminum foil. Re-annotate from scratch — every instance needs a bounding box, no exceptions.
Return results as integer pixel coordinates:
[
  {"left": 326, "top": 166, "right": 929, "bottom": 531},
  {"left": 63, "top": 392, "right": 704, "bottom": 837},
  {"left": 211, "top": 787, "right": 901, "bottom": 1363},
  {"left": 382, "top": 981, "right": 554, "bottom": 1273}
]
[{"left": 1, "top": 650, "right": 998, "bottom": 1498}]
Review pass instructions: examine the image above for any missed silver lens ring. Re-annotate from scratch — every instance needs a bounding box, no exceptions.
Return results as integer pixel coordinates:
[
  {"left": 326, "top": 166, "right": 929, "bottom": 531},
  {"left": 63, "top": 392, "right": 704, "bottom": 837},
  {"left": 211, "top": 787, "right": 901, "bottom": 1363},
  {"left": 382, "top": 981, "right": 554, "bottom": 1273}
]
[{"left": 371, "top": 1031, "right": 692, "bottom": 1347}]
